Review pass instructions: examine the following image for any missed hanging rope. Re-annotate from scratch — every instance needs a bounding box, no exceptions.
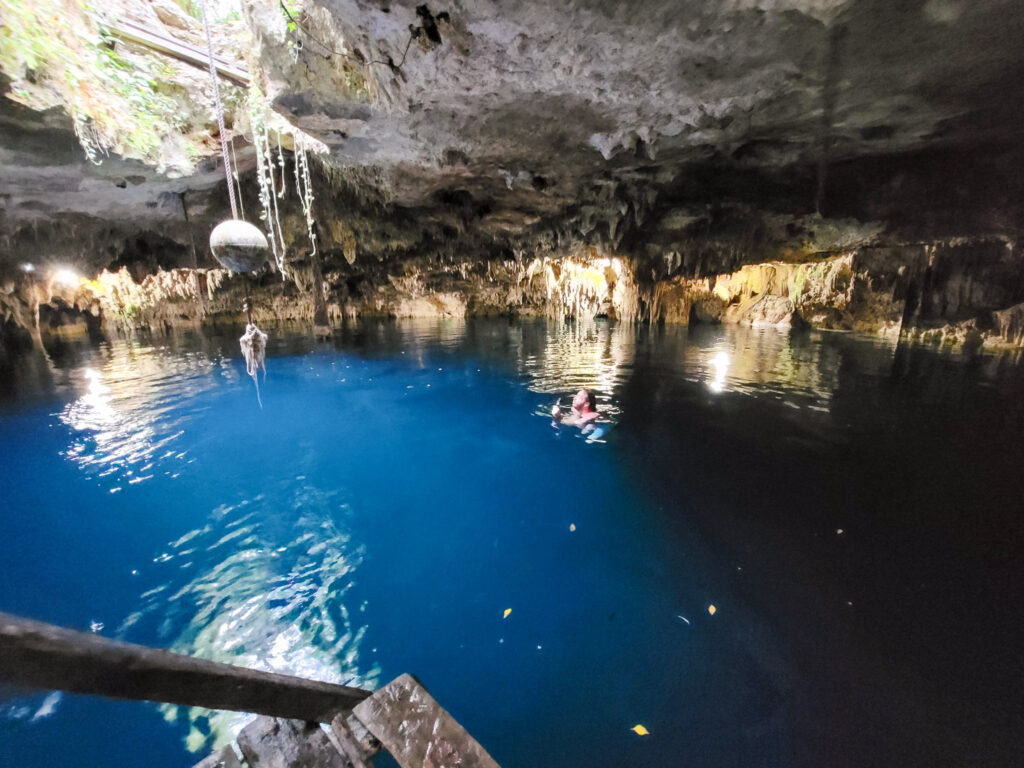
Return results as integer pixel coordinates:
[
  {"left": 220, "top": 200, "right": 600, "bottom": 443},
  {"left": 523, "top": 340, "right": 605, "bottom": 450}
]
[
  {"left": 240, "top": 322, "right": 268, "bottom": 408},
  {"left": 200, "top": 2, "right": 270, "bottom": 407},
  {"left": 200, "top": 0, "right": 238, "bottom": 220},
  {"left": 239, "top": 288, "right": 267, "bottom": 407},
  {"left": 229, "top": 137, "right": 245, "bottom": 220}
]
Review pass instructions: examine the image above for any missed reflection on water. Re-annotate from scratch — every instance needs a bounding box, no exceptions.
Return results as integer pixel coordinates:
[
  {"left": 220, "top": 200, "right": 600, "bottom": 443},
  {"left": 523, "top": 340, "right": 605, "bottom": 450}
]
[
  {"left": 6, "top": 333, "right": 382, "bottom": 755},
  {"left": 3, "top": 319, "right": 1022, "bottom": 768},
  {"left": 332, "top": 319, "right": 873, "bottom": 421},
  {"left": 518, "top": 321, "right": 635, "bottom": 397},
  {"left": 56, "top": 345, "right": 228, "bottom": 490},
  {"left": 635, "top": 324, "right": 893, "bottom": 407},
  {"left": 361, "top": 320, "right": 900, "bottom": 415},
  {"left": 120, "top": 479, "right": 378, "bottom": 754},
  {"left": 15, "top": 318, "right": 1012, "bottom": 426}
]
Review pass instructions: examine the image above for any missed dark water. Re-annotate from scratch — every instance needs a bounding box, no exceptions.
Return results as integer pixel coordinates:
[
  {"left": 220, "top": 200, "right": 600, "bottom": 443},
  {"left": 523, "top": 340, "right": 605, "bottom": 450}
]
[{"left": 1, "top": 320, "right": 1021, "bottom": 768}]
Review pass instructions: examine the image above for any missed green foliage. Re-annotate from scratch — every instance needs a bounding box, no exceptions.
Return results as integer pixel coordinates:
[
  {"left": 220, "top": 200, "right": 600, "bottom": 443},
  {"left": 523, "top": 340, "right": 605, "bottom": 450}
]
[
  {"left": 94, "top": 27, "right": 179, "bottom": 157},
  {"left": 0, "top": 0, "right": 183, "bottom": 162},
  {"left": 343, "top": 66, "right": 370, "bottom": 100},
  {"left": 280, "top": 0, "right": 301, "bottom": 33},
  {"left": 121, "top": 302, "right": 141, "bottom": 323}
]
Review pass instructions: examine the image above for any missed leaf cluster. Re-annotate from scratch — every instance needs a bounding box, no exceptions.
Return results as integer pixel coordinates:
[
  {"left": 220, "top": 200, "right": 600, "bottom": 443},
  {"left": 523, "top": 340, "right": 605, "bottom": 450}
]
[{"left": 0, "top": 0, "right": 184, "bottom": 162}]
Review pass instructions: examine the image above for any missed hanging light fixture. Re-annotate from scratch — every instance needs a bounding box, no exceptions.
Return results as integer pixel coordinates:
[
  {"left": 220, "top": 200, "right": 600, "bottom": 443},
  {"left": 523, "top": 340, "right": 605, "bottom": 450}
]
[{"left": 209, "top": 218, "right": 270, "bottom": 272}]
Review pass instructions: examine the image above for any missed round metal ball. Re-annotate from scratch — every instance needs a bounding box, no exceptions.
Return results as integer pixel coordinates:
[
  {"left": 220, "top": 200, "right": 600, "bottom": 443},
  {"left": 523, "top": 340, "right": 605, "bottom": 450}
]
[{"left": 209, "top": 219, "right": 270, "bottom": 273}]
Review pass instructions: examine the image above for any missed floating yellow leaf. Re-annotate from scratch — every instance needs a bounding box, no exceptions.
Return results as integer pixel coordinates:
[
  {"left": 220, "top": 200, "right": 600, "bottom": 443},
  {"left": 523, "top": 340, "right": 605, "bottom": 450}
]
[
  {"left": 503, "top": 608, "right": 512, "bottom": 619},
  {"left": 631, "top": 724, "right": 649, "bottom": 736},
  {"left": 708, "top": 604, "right": 717, "bottom": 615}
]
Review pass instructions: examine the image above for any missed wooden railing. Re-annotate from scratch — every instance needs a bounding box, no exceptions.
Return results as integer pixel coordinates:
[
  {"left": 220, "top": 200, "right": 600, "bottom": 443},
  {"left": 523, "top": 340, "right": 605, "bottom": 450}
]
[
  {"left": 0, "top": 612, "right": 499, "bottom": 768},
  {"left": 109, "top": 20, "right": 250, "bottom": 86},
  {"left": 0, "top": 612, "right": 368, "bottom": 721}
]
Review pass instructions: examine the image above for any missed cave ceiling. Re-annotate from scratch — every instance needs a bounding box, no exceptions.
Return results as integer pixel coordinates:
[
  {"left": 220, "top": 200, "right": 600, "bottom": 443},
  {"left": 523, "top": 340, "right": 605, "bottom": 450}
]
[{"left": 3, "top": 0, "right": 1024, "bottom": 270}]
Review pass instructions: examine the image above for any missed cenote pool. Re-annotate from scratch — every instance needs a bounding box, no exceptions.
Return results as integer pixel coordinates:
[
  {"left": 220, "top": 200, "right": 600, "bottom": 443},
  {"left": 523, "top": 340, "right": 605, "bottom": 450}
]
[{"left": 1, "top": 319, "right": 1021, "bottom": 768}]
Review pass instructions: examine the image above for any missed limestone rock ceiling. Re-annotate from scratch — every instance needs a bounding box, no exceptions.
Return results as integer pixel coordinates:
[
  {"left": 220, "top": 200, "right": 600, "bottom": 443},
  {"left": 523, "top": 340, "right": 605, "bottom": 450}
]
[
  {"left": 270, "top": 0, "right": 1024, "bottom": 197},
  {"left": 0, "top": 91, "right": 256, "bottom": 274},
  {"left": 2, "top": 0, "right": 1024, "bottom": 270},
  {"left": 0, "top": 95, "right": 232, "bottom": 219}
]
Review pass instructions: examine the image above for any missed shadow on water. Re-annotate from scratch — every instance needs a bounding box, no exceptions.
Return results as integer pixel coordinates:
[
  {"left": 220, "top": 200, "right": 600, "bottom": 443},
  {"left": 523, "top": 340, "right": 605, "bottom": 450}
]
[{"left": 614, "top": 324, "right": 1024, "bottom": 767}]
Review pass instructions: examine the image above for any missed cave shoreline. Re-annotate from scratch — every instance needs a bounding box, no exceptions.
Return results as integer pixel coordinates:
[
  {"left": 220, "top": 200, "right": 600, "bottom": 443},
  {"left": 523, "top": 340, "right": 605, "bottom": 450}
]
[{"left": 5, "top": 234, "right": 1024, "bottom": 358}]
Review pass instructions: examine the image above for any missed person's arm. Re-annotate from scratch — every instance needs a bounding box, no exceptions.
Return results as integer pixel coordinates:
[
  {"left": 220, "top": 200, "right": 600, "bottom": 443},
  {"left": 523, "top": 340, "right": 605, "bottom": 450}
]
[{"left": 553, "top": 405, "right": 585, "bottom": 426}]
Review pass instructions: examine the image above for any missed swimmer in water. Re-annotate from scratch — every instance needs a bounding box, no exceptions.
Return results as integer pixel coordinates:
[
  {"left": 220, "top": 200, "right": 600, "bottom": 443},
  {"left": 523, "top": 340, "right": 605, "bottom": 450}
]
[{"left": 552, "top": 389, "right": 600, "bottom": 429}]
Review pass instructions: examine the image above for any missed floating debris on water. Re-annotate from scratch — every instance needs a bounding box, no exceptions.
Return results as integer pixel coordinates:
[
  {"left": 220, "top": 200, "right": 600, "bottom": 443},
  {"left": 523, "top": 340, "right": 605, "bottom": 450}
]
[
  {"left": 708, "top": 605, "right": 717, "bottom": 615},
  {"left": 676, "top": 615, "right": 690, "bottom": 625},
  {"left": 503, "top": 608, "right": 512, "bottom": 618},
  {"left": 631, "top": 724, "right": 650, "bottom": 736},
  {"left": 569, "top": 523, "right": 576, "bottom": 531}
]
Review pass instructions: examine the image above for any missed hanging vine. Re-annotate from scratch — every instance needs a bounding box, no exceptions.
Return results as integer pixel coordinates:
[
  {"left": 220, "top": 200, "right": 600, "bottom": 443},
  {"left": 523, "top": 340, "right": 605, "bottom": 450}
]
[
  {"left": 293, "top": 134, "right": 318, "bottom": 256},
  {"left": 276, "top": 132, "right": 287, "bottom": 199},
  {"left": 251, "top": 122, "right": 279, "bottom": 271},
  {"left": 247, "top": 87, "right": 286, "bottom": 276},
  {"left": 267, "top": 129, "right": 287, "bottom": 259},
  {"left": 245, "top": 84, "right": 324, "bottom": 276}
]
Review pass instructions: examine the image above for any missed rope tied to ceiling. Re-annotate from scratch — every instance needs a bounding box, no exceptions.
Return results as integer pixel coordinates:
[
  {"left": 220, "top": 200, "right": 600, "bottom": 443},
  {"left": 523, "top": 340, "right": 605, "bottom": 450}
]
[{"left": 200, "top": 0, "right": 271, "bottom": 406}]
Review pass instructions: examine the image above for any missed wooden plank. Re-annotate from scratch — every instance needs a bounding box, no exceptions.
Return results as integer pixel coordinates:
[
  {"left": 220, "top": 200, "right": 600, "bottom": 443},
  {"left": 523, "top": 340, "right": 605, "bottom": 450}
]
[
  {"left": 0, "top": 612, "right": 369, "bottom": 722},
  {"left": 328, "top": 713, "right": 378, "bottom": 768},
  {"left": 237, "top": 716, "right": 350, "bottom": 768},
  {"left": 109, "top": 20, "right": 250, "bottom": 86},
  {"left": 352, "top": 674, "right": 501, "bottom": 768}
]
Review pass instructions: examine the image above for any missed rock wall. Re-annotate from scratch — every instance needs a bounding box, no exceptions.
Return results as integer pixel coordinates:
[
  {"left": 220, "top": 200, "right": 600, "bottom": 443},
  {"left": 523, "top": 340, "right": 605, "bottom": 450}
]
[
  {"left": 5, "top": 235, "right": 1021, "bottom": 362},
  {"left": 4, "top": 0, "right": 1024, "bottom": 367}
]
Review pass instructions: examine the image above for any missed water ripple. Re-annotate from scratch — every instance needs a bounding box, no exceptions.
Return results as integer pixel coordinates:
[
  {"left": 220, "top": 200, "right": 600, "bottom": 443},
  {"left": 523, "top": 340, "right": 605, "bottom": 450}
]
[
  {"left": 120, "top": 479, "right": 378, "bottom": 754},
  {"left": 57, "top": 346, "right": 221, "bottom": 488}
]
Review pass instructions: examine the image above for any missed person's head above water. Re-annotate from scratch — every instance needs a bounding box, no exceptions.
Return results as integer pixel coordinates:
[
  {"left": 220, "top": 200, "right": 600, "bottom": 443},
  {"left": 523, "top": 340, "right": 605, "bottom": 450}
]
[
  {"left": 572, "top": 389, "right": 599, "bottom": 420},
  {"left": 552, "top": 389, "right": 599, "bottom": 426}
]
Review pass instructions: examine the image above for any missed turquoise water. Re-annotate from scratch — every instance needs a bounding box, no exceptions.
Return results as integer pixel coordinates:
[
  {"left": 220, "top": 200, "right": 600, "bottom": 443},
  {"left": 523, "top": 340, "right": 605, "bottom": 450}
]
[{"left": 1, "top": 320, "right": 1021, "bottom": 767}]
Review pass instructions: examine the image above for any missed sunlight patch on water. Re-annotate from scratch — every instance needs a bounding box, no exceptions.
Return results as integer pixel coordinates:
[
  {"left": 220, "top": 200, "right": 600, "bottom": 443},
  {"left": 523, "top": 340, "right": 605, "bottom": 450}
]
[
  {"left": 707, "top": 349, "right": 731, "bottom": 393},
  {"left": 57, "top": 347, "right": 222, "bottom": 489},
  {"left": 0, "top": 692, "right": 63, "bottom": 724},
  {"left": 119, "top": 480, "right": 379, "bottom": 754}
]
